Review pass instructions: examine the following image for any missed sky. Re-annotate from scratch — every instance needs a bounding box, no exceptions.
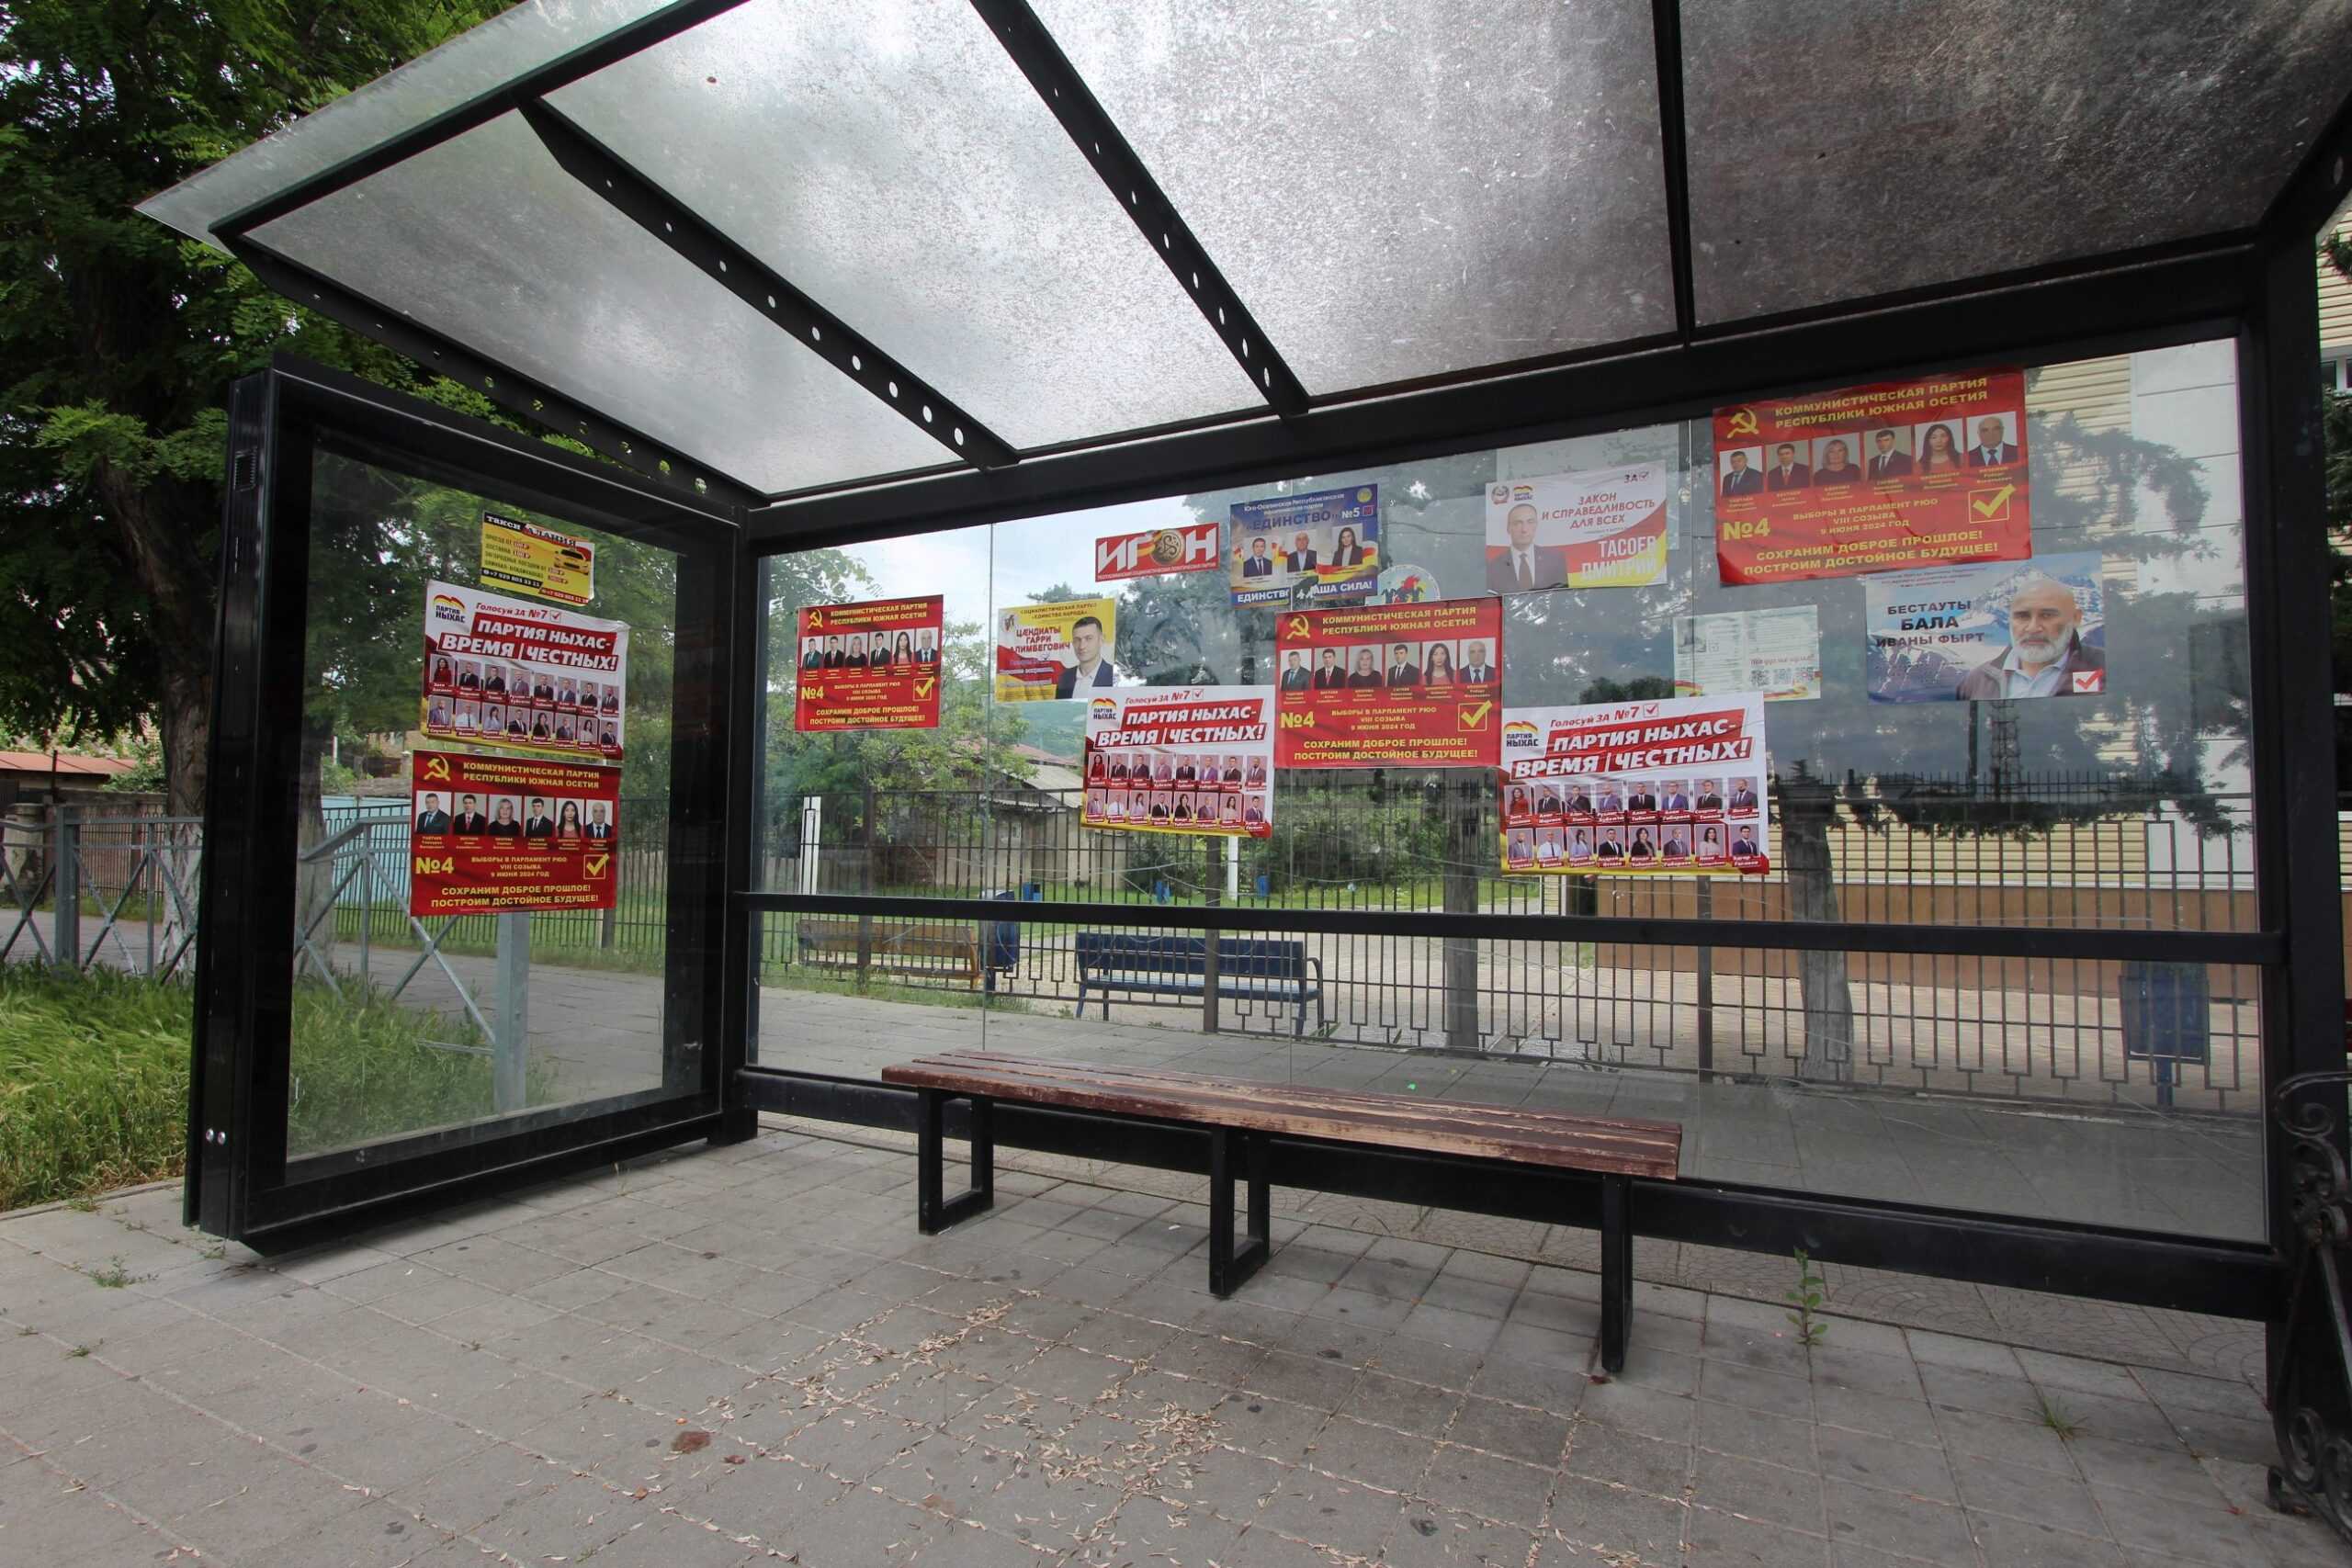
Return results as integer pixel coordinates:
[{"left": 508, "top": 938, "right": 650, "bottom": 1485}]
[{"left": 843, "top": 494, "right": 1196, "bottom": 635}]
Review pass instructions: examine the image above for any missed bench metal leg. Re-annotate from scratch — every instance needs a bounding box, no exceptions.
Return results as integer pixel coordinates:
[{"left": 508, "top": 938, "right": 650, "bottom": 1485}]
[
  {"left": 1599, "top": 1173, "right": 1634, "bottom": 1373},
  {"left": 916, "top": 1088, "right": 994, "bottom": 1235},
  {"left": 1208, "top": 1127, "right": 1271, "bottom": 1297}
]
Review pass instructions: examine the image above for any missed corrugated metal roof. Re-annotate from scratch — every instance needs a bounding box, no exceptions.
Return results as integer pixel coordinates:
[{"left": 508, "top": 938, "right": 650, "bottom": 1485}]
[{"left": 0, "top": 751, "right": 135, "bottom": 777}]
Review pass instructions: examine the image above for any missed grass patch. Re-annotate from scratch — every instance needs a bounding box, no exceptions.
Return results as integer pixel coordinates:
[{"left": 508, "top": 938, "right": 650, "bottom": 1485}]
[{"left": 0, "top": 962, "right": 545, "bottom": 1211}]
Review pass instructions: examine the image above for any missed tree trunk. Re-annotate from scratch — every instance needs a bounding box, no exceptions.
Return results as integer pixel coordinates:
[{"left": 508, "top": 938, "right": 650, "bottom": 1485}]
[
  {"left": 1778, "top": 782, "right": 1854, "bottom": 1084},
  {"left": 93, "top": 464, "right": 217, "bottom": 815},
  {"left": 1442, "top": 775, "right": 1483, "bottom": 1052}
]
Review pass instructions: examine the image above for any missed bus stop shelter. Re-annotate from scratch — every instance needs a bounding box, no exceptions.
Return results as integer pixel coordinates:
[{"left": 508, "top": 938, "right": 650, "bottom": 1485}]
[{"left": 135, "top": 0, "right": 2352, "bottom": 1539}]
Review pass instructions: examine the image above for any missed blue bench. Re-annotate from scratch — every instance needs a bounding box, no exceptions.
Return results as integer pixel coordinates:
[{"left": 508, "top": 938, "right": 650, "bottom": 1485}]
[{"left": 1074, "top": 932, "right": 1325, "bottom": 1037}]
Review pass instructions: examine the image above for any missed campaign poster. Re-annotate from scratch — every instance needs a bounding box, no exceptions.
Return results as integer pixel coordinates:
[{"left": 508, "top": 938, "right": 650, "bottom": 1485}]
[
  {"left": 479, "top": 512, "right": 595, "bottom": 605},
  {"left": 794, "top": 596, "right": 944, "bottom": 732},
  {"left": 1674, "top": 606, "right": 1822, "bottom": 703},
  {"left": 408, "top": 749, "right": 621, "bottom": 916},
  {"left": 1482, "top": 463, "right": 1670, "bottom": 592},
  {"left": 1081, "top": 687, "right": 1272, "bottom": 839},
  {"left": 995, "top": 597, "right": 1119, "bottom": 702},
  {"left": 1272, "top": 596, "right": 1503, "bottom": 770},
  {"left": 1498, "top": 694, "right": 1770, "bottom": 876},
  {"left": 1713, "top": 368, "right": 2031, "bottom": 585},
  {"left": 1863, "top": 552, "right": 2107, "bottom": 704},
  {"left": 421, "top": 581, "right": 628, "bottom": 763},
  {"left": 1095, "top": 521, "right": 1220, "bottom": 582},
  {"left": 1227, "top": 485, "right": 1380, "bottom": 608}
]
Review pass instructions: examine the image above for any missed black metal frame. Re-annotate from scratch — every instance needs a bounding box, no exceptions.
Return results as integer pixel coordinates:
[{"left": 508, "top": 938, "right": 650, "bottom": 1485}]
[{"left": 189, "top": 356, "right": 743, "bottom": 1244}]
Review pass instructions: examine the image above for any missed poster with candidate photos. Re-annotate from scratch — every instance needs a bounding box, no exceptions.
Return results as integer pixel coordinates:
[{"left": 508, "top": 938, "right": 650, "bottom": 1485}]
[
  {"left": 408, "top": 749, "right": 620, "bottom": 917},
  {"left": 995, "top": 597, "right": 1119, "bottom": 702},
  {"left": 1081, "top": 688, "right": 1272, "bottom": 840},
  {"left": 1498, "top": 693, "right": 1770, "bottom": 877},
  {"left": 1227, "top": 485, "right": 1380, "bottom": 608},
  {"left": 1713, "top": 368, "right": 2031, "bottom": 585},
  {"left": 422, "top": 581, "right": 627, "bottom": 763},
  {"left": 795, "top": 595, "right": 944, "bottom": 731},
  {"left": 1863, "top": 552, "right": 2106, "bottom": 704},
  {"left": 1483, "top": 462, "right": 1671, "bottom": 593},
  {"left": 1273, "top": 596, "right": 1502, "bottom": 770}
]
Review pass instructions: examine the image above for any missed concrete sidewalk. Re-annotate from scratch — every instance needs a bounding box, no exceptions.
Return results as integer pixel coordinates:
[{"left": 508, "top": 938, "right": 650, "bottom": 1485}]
[{"left": 0, "top": 1124, "right": 2332, "bottom": 1567}]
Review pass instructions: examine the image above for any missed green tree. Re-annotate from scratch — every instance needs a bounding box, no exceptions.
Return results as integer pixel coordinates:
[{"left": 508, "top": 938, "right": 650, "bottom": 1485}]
[{"left": 0, "top": 0, "right": 509, "bottom": 813}]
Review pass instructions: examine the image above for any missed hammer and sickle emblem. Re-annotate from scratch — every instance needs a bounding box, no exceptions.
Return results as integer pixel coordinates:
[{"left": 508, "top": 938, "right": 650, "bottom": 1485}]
[
  {"left": 1724, "top": 408, "right": 1760, "bottom": 439},
  {"left": 806, "top": 607, "right": 824, "bottom": 629},
  {"left": 424, "top": 756, "right": 452, "bottom": 782},
  {"left": 1287, "top": 615, "right": 1309, "bottom": 638}
]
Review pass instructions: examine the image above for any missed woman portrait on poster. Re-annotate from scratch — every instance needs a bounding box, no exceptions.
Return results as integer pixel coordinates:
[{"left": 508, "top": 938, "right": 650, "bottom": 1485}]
[
  {"left": 895, "top": 631, "right": 916, "bottom": 666},
  {"left": 1330, "top": 526, "right": 1368, "bottom": 568},
  {"left": 1629, "top": 828, "right": 1657, "bottom": 863},
  {"left": 1422, "top": 643, "right": 1457, "bottom": 688},
  {"left": 1347, "top": 648, "right": 1382, "bottom": 688},
  {"left": 1917, "top": 422, "right": 1964, "bottom": 474},
  {"left": 1088, "top": 751, "right": 1106, "bottom": 781},
  {"left": 557, "top": 800, "right": 583, "bottom": 840},
  {"left": 488, "top": 800, "right": 521, "bottom": 840}
]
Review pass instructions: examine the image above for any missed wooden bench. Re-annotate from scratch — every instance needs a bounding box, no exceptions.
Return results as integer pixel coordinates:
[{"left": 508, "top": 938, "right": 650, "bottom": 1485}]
[
  {"left": 878, "top": 1050, "right": 1682, "bottom": 1371},
  {"left": 797, "top": 916, "right": 981, "bottom": 987},
  {"left": 1074, "top": 932, "right": 1326, "bottom": 1037}
]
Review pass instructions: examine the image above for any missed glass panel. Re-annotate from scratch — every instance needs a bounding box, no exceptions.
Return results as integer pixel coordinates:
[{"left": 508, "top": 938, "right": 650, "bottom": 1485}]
[
  {"left": 289, "top": 446, "right": 699, "bottom": 1167},
  {"left": 1025, "top": 0, "right": 1675, "bottom": 393},
  {"left": 549, "top": 0, "right": 1260, "bottom": 449},
  {"left": 136, "top": 0, "right": 672, "bottom": 250},
  {"left": 1682, "top": 0, "right": 2352, "bottom": 322},
  {"left": 254, "top": 113, "right": 954, "bottom": 496},
  {"left": 753, "top": 337, "right": 2263, "bottom": 1239}
]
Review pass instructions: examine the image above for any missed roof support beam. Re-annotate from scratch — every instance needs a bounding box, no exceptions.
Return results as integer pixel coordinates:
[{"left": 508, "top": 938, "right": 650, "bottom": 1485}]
[
  {"left": 1648, "top": 0, "right": 1699, "bottom": 343},
  {"left": 228, "top": 235, "right": 763, "bottom": 512},
  {"left": 2257, "top": 83, "right": 2352, "bottom": 246},
  {"left": 209, "top": 0, "right": 759, "bottom": 242},
  {"left": 967, "top": 0, "right": 1312, "bottom": 419},
  {"left": 517, "top": 99, "right": 1017, "bottom": 472}
]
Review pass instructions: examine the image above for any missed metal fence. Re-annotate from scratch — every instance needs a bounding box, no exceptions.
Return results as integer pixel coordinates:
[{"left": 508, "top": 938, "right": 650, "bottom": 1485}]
[{"left": 0, "top": 811, "right": 204, "bottom": 979}]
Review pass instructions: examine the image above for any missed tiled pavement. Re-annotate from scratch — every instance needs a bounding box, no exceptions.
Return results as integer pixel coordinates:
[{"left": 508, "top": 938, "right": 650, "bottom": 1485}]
[{"left": 1, "top": 1127, "right": 2336, "bottom": 1568}]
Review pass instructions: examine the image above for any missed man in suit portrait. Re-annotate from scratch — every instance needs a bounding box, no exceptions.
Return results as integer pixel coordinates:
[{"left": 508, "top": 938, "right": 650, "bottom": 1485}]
[
  {"left": 452, "top": 794, "right": 488, "bottom": 836},
  {"left": 1385, "top": 642, "right": 1419, "bottom": 687},
  {"left": 602, "top": 684, "right": 621, "bottom": 712},
  {"left": 1313, "top": 648, "right": 1346, "bottom": 689},
  {"left": 801, "top": 640, "right": 824, "bottom": 670},
  {"left": 524, "top": 798, "right": 556, "bottom": 840},
  {"left": 1696, "top": 779, "right": 1724, "bottom": 809},
  {"left": 1487, "top": 503, "right": 1567, "bottom": 594},
  {"left": 415, "top": 793, "right": 449, "bottom": 834},
  {"left": 1241, "top": 536, "right": 1275, "bottom": 579},
  {"left": 1283, "top": 532, "right": 1317, "bottom": 573},
  {"left": 1729, "top": 780, "right": 1758, "bottom": 811},
  {"left": 1953, "top": 577, "right": 2105, "bottom": 700},
  {"left": 1765, "top": 442, "right": 1809, "bottom": 491},
  {"left": 1968, "top": 415, "right": 2019, "bottom": 468},
  {"left": 457, "top": 663, "right": 481, "bottom": 691},
  {"left": 1867, "top": 429, "right": 1912, "bottom": 479},
  {"left": 1053, "top": 615, "right": 1116, "bottom": 697},
  {"left": 1280, "top": 651, "right": 1313, "bottom": 691},
  {"left": 1732, "top": 830, "right": 1760, "bottom": 858},
  {"left": 1222, "top": 757, "right": 1244, "bottom": 784},
  {"left": 1597, "top": 784, "right": 1624, "bottom": 815},
  {"left": 1459, "top": 640, "right": 1497, "bottom": 684},
  {"left": 585, "top": 802, "right": 614, "bottom": 840},
  {"left": 1174, "top": 756, "right": 1197, "bottom": 784},
  {"left": 822, "top": 635, "right": 845, "bottom": 667},
  {"left": 483, "top": 667, "right": 506, "bottom": 695},
  {"left": 913, "top": 631, "right": 939, "bottom": 666},
  {"left": 1626, "top": 786, "right": 1657, "bottom": 812},
  {"left": 1720, "top": 449, "right": 1762, "bottom": 496},
  {"left": 1661, "top": 781, "right": 1692, "bottom": 812},
  {"left": 1566, "top": 785, "right": 1593, "bottom": 814}
]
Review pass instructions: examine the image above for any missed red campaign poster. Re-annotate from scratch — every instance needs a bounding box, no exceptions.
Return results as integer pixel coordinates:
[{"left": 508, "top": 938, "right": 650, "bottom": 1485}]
[
  {"left": 793, "top": 596, "right": 944, "bottom": 732},
  {"left": 408, "top": 750, "right": 621, "bottom": 917},
  {"left": 1094, "top": 521, "right": 1220, "bottom": 581},
  {"left": 1713, "top": 368, "right": 2031, "bottom": 585},
  {"left": 1272, "top": 597, "right": 1503, "bottom": 769}
]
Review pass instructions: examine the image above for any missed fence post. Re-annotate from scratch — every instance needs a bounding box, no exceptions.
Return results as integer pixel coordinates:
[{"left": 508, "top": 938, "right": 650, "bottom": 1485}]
[
  {"left": 1694, "top": 874, "right": 1714, "bottom": 1077},
  {"left": 52, "top": 809, "right": 80, "bottom": 973},
  {"left": 494, "top": 911, "right": 529, "bottom": 1112},
  {"left": 1202, "top": 833, "right": 1221, "bottom": 1034},
  {"left": 358, "top": 827, "right": 374, "bottom": 984},
  {"left": 1442, "top": 775, "right": 1482, "bottom": 1053},
  {"left": 856, "top": 783, "right": 876, "bottom": 988}
]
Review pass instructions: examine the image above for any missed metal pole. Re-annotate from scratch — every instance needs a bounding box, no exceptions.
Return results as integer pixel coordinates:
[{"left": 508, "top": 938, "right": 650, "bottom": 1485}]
[
  {"left": 1203, "top": 833, "right": 1221, "bottom": 1034},
  {"left": 494, "top": 910, "right": 529, "bottom": 1112},
  {"left": 52, "top": 809, "right": 79, "bottom": 973},
  {"left": 856, "top": 783, "right": 876, "bottom": 987},
  {"left": 358, "top": 825, "right": 374, "bottom": 984},
  {"left": 1694, "top": 874, "right": 1715, "bottom": 1077}
]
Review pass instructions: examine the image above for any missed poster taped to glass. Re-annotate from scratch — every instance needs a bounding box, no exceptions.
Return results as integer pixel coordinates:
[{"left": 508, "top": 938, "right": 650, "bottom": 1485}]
[
  {"left": 1483, "top": 463, "right": 1670, "bottom": 592},
  {"left": 421, "top": 581, "right": 627, "bottom": 762},
  {"left": 1863, "top": 553, "right": 2106, "bottom": 703},
  {"left": 1674, "top": 606, "right": 1822, "bottom": 702},
  {"left": 1713, "top": 368, "right": 2030, "bottom": 585},
  {"left": 1096, "top": 521, "right": 1220, "bottom": 581},
  {"left": 409, "top": 749, "right": 619, "bottom": 917},
  {"left": 1273, "top": 597, "right": 1502, "bottom": 769},
  {"left": 1081, "top": 688, "right": 1272, "bottom": 838},
  {"left": 479, "top": 511, "right": 594, "bottom": 605},
  {"left": 1498, "top": 694, "right": 1770, "bottom": 875},
  {"left": 795, "top": 595, "right": 944, "bottom": 731},
  {"left": 995, "top": 597, "right": 1119, "bottom": 701},
  {"left": 1227, "top": 486, "right": 1379, "bottom": 607}
]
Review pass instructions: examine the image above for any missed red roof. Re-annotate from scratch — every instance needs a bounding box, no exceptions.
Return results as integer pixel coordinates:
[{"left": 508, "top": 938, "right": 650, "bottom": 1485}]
[{"left": 0, "top": 751, "right": 136, "bottom": 777}]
